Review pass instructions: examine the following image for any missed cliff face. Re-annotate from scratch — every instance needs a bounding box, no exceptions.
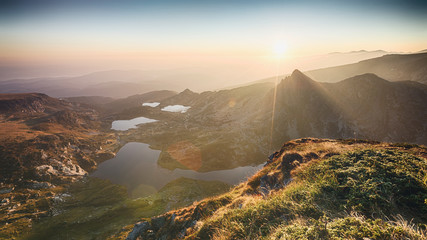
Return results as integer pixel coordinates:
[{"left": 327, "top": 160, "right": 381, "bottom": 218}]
[{"left": 122, "top": 138, "right": 427, "bottom": 240}]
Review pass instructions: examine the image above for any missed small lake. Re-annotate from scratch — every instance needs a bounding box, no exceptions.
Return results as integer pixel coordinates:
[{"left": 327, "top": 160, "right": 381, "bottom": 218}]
[
  {"left": 111, "top": 117, "right": 158, "bottom": 131},
  {"left": 142, "top": 102, "right": 160, "bottom": 107},
  {"left": 91, "top": 142, "right": 263, "bottom": 197},
  {"left": 161, "top": 105, "right": 191, "bottom": 113}
]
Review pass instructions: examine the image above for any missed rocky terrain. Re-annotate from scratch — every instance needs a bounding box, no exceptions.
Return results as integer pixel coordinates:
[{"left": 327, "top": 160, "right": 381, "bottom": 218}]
[
  {"left": 120, "top": 138, "right": 427, "bottom": 240},
  {"left": 0, "top": 93, "right": 119, "bottom": 239}
]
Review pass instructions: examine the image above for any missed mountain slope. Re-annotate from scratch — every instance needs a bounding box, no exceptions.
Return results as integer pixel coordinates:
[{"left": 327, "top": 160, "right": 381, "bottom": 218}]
[
  {"left": 268, "top": 70, "right": 427, "bottom": 148},
  {"left": 114, "top": 70, "right": 426, "bottom": 174},
  {"left": 116, "top": 83, "right": 275, "bottom": 172},
  {"left": 305, "top": 53, "right": 427, "bottom": 84},
  {"left": 120, "top": 138, "right": 427, "bottom": 240},
  {"left": 0, "top": 93, "right": 70, "bottom": 114}
]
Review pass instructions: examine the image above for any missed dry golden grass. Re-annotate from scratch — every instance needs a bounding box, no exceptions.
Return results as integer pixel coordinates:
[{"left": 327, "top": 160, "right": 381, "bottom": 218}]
[
  {"left": 0, "top": 115, "right": 98, "bottom": 142},
  {"left": 0, "top": 121, "right": 46, "bottom": 140}
]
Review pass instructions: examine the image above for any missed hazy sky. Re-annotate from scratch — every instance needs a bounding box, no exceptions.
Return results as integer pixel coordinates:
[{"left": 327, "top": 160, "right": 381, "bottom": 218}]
[{"left": 1, "top": 0, "right": 426, "bottom": 80}]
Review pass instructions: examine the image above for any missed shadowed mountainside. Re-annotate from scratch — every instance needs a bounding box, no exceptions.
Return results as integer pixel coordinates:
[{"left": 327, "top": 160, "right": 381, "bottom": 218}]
[{"left": 268, "top": 70, "right": 427, "bottom": 148}]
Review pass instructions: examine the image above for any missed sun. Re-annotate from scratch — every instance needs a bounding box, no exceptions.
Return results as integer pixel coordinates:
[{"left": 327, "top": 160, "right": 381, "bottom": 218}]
[{"left": 273, "top": 43, "right": 287, "bottom": 56}]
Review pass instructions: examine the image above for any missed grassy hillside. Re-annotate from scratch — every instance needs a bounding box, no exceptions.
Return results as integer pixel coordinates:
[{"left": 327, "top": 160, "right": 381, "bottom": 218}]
[
  {"left": 119, "top": 138, "right": 427, "bottom": 240},
  {"left": 18, "top": 177, "right": 229, "bottom": 240}
]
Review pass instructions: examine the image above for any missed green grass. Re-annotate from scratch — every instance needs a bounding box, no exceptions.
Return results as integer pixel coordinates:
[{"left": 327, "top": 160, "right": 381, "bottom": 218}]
[
  {"left": 186, "top": 148, "right": 427, "bottom": 239},
  {"left": 23, "top": 177, "right": 230, "bottom": 240}
]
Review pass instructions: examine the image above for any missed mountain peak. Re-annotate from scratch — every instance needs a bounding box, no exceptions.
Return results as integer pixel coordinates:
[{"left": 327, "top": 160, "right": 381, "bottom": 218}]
[
  {"left": 343, "top": 73, "right": 389, "bottom": 85},
  {"left": 179, "top": 88, "right": 197, "bottom": 96},
  {"left": 277, "top": 69, "right": 319, "bottom": 93},
  {"left": 287, "top": 69, "right": 315, "bottom": 84},
  {"left": 182, "top": 88, "right": 194, "bottom": 94},
  {"left": 290, "top": 69, "right": 305, "bottom": 78}
]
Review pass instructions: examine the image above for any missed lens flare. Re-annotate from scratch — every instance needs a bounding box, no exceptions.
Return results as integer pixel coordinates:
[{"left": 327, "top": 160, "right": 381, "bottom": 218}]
[
  {"left": 228, "top": 99, "right": 236, "bottom": 108},
  {"left": 269, "top": 56, "right": 282, "bottom": 152}
]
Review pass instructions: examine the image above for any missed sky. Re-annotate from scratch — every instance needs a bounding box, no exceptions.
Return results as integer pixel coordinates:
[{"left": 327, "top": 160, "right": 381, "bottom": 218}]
[{"left": 0, "top": 0, "right": 426, "bottom": 80}]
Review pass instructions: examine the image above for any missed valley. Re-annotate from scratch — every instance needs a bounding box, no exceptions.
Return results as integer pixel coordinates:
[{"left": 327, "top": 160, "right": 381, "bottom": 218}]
[
  {"left": 0, "top": 53, "right": 426, "bottom": 239},
  {"left": 2, "top": 0, "right": 426, "bottom": 239}
]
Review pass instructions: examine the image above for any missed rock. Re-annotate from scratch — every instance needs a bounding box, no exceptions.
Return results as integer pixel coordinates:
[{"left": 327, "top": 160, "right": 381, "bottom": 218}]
[
  {"left": 1, "top": 198, "right": 10, "bottom": 205},
  {"left": 266, "top": 151, "right": 280, "bottom": 165},
  {"left": 126, "top": 221, "right": 150, "bottom": 240},
  {"left": 0, "top": 188, "right": 14, "bottom": 194},
  {"left": 259, "top": 174, "right": 279, "bottom": 195},
  {"left": 278, "top": 153, "right": 303, "bottom": 175},
  {"left": 53, "top": 193, "right": 71, "bottom": 203},
  {"left": 151, "top": 215, "right": 167, "bottom": 230},
  {"left": 170, "top": 213, "right": 176, "bottom": 224},
  {"left": 324, "top": 152, "right": 339, "bottom": 158},
  {"left": 26, "top": 181, "right": 54, "bottom": 189},
  {"left": 304, "top": 152, "right": 319, "bottom": 160}
]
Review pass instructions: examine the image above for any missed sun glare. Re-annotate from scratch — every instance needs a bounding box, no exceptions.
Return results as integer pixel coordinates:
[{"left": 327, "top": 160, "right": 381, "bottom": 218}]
[{"left": 273, "top": 43, "right": 287, "bottom": 56}]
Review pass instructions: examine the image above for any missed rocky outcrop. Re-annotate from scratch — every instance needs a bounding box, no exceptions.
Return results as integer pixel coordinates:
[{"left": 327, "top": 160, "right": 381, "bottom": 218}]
[
  {"left": 126, "top": 221, "right": 151, "bottom": 240},
  {"left": 0, "top": 93, "right": 69, "bottom": 114}
]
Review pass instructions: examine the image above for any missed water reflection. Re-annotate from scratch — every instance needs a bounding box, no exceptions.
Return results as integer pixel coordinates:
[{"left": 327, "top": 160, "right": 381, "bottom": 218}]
[
  {"left": 91, "top": 142, "right": 263, "bottom": 197},
  {"left": 111, "top": 117, "right": 157, "bottom": 131}
]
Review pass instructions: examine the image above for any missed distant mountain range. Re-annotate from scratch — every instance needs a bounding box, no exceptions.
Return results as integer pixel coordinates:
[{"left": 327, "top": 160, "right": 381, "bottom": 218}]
[
  {"left": 0, "top": 70, "right": 183, "bottom": 98},
  {"left": 221, "top": 52, "right": 427, "bottom": 89},
  {"left": 306, "top": 52, "right": 427, "bottom": 84},
  {"left": 0, "top": 50, "right": 402, "bottom": 98}
]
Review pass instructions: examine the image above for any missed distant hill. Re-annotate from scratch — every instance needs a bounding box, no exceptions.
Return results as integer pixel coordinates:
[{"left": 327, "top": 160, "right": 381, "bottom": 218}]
[
  {"left": 219, "top": 50, "right": 392, "bottom": 90},
  {"left": 305, "top": 52, "right": 427, "bottom": 84},
  {"left": 0, "top": 93, "right": 68, "bottom": 114},
  {"left": 227, "top": 52, "right": 427, "bottom": 89},
  {"left": 101, "top": 90, "right": 177, "bottom": 114},
  {"left": 64, "top": 96, "right": 116, "bottom": 106},
  {"left": 0, "top": 70, "right": 185, "bottom": 98},
  {"left": 0, "top": 50, "right": 393, "bottom": 98}
]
